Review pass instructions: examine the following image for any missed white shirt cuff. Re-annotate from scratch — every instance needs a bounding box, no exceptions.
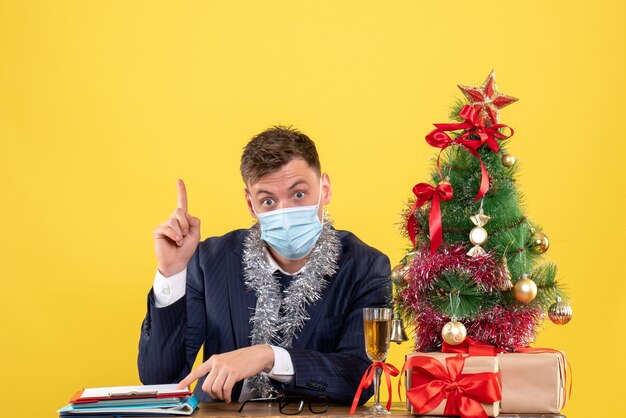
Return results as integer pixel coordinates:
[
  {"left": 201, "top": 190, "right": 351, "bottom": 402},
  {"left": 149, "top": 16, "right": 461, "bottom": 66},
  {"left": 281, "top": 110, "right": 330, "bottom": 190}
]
[
  {"left": 266, "top": 345, "right": 294, "bottom": 384},
  {"left": 153, "top": 268, "right": 187, "bottom": 308}
]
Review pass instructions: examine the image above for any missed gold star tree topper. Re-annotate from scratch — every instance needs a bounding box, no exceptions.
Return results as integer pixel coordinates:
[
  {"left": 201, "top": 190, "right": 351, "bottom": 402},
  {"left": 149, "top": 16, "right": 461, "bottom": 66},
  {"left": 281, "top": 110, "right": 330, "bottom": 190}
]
[{"left": 458, "top": 70, "right": 518, "bottom": 125}]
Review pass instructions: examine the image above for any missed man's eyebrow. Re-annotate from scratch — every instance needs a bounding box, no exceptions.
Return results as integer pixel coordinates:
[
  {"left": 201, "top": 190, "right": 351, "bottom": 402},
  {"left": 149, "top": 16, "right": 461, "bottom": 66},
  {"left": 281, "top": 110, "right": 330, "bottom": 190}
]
[
  {"left": 288, "top": 179, "right": 309, "bottom": 190},
  {"left": 255, "top": 188, "right": 274, "bottom": 196}
]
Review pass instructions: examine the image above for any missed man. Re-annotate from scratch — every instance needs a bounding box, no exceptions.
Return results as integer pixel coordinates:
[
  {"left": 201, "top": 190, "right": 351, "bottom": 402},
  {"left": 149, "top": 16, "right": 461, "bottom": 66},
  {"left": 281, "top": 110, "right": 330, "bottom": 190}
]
[{"left": 138, "top": 126, "right": 391, "bottom": 405}]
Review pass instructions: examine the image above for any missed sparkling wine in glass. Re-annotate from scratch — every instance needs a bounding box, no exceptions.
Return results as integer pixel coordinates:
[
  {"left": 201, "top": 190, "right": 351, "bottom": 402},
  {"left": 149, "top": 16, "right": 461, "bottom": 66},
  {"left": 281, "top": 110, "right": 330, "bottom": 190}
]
[{"left": 362, "top": 307, "right": 392, "bottom": 415}]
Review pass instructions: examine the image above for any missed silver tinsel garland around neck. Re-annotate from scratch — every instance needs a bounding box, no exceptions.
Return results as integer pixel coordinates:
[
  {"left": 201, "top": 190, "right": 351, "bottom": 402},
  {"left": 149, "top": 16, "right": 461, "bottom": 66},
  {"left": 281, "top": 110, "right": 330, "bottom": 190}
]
[{"left": 242, "top": 216, "right": 341, "bottom": 397}]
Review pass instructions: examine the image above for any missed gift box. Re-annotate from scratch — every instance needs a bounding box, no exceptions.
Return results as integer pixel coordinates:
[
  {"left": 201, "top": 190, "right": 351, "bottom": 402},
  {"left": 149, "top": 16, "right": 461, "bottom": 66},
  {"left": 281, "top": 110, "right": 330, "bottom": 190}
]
[
  {"left": 497, "top": 351, "right": 567, "bottom": 414},
  {"left": 404, "top": 352, "right": 501, "bottom": 417}
]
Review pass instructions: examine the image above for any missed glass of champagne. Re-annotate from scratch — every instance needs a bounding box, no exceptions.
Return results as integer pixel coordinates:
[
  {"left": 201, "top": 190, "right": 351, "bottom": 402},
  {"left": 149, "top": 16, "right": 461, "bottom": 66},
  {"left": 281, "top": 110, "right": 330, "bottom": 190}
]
[{"left": 362, "top": 307, "right": 392, "bottom": 415}]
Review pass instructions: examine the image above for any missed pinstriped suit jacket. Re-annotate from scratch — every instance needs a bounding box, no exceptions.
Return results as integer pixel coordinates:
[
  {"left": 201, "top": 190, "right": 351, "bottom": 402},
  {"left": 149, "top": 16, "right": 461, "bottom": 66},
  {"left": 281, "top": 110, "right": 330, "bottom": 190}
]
[{"left": 138, "top": 228, "right": 391, "bottom": 405}]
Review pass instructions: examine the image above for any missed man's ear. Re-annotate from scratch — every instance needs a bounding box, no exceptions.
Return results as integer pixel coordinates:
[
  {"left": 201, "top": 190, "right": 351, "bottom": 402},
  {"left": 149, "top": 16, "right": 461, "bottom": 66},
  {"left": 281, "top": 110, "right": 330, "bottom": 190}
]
[
  {"left": 244, "top": 188, "right": 257, "bottom": 218},
  {"left": 321, "top": 173, "right": 332, "bottom": 206}
]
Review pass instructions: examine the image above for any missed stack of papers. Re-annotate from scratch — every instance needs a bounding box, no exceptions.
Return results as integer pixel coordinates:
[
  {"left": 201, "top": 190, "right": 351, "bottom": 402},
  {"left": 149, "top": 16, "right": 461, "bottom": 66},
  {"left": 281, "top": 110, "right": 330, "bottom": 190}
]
[{"left": 57, "top": 384, "right": 198, "bottom": 416}]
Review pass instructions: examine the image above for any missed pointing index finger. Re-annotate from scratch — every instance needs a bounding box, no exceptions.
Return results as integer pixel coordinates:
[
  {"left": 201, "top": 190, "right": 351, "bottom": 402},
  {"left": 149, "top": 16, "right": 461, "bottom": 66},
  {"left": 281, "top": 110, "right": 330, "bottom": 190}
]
[
  {"left": 177, "top": 361, "right": 211, "bottom": 389},
  {"left": 177, "top": 179, "right": 188, "bottom": 212},
  {"left": 177, "top": 370, "right": 198, "bottom": 389}
]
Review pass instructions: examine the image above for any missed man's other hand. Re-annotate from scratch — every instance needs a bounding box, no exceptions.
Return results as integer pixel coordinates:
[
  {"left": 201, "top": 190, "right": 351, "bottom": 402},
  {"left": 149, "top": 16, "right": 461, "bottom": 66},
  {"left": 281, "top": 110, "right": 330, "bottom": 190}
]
[
  {"left": 176, "top": 345, "right": 275, "bottom": 403},
  {"left": 153, "top": 179, "right": 201, "bottom": 277}
]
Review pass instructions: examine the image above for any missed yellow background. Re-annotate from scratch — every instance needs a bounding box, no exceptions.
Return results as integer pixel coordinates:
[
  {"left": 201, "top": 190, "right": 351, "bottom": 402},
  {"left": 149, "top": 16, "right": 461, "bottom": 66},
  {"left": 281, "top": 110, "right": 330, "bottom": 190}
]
[{"left": 1, "top": 1, "right": 624, "bottom": 417}]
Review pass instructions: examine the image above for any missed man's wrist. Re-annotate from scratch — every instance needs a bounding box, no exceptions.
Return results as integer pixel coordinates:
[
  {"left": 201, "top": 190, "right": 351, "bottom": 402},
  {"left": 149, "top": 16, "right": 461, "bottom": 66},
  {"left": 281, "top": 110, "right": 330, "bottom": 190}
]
[
  {"left": 263, "top": 344, "right": 276, "bottom": 373},
  {"left": 158, "top": 265, "right": 186, "bottom": 278},
  {"left": 153, "top": 268, "right": 187, "bottom": 308},
  {"left": 265, "top": 346, "right": 294, "bottom": 383}
]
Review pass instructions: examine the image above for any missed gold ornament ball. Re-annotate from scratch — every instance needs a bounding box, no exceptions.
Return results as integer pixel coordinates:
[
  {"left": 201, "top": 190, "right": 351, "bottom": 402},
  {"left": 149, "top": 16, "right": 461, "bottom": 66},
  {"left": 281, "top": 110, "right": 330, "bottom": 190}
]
[
  {"left": 530, "top": 232, "right": 550, "bottom": 253},
  {"left": 548, "top": 298, "right": 573, "bottom": 325},
  {"left": 514, "top": 276, "right": 538, "bottom": 303},
  {"left": 469, "top": 226, "right": 488, "bottom": 246},
  {"left": 502, "top": 154, "right": 517, "bottom": 167},
  {"left": 391, "top": 264, "right": 408, "bottom": 282},
  {"left": 441, "top": 320, "right": 467, "bottom": 345}
]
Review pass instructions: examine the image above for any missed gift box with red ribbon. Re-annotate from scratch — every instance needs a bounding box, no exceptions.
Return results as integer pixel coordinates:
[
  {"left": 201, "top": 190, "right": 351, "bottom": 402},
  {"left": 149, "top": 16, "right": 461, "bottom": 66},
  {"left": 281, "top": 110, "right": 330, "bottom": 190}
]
[
  {"left": 438, "top": 338, "right": 570, "bottom": 414},
  {"left": 402, "top": 339, "right": 570, "bottom": 416},
  {"left": 402, "top": 352, "right": 501, "bottom": 418}
]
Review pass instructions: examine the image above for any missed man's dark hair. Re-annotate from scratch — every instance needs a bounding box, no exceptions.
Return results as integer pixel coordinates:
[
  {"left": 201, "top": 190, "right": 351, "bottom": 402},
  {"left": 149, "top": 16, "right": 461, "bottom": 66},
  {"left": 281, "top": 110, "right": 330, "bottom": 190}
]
[{"left": 240, "top": 125, "right": 321, "bottom": 186}]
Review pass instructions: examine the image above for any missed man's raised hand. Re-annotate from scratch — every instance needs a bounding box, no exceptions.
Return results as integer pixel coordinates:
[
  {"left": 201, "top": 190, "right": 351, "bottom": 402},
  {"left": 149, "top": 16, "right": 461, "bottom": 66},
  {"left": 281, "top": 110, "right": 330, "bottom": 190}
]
[{"left": 153, "top": 179, "right": 201, "bottom": 277}]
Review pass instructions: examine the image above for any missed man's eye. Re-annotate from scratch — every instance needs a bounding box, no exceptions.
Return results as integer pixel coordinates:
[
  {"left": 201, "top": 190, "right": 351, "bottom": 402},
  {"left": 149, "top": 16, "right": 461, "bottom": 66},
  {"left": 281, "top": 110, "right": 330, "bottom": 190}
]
[
  {"left": 294, "top": 191, "right": 305, "bottom": 199},
  {"left": 262, "top": 199, "right": 274, "bottom": 206}
]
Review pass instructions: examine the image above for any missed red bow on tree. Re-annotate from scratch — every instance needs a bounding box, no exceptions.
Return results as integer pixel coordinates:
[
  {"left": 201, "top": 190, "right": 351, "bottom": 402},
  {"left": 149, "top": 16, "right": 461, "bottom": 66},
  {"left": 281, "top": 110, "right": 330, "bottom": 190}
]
[
  {"left": 400, "top": 354, "right": 502, "bottom": 418},
  {"left": 425, "top": 105, "right": 514, "bottom": 201},
  {"left": 407, "top": 181, "right": 453, "bottom": 254}
]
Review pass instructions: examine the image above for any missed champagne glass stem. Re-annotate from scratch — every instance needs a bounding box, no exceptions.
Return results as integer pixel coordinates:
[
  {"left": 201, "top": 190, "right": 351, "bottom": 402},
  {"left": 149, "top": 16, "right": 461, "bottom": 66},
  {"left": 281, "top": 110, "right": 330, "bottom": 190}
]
[{"left": 373, "top": 365, "right": 382, "bottom": 408}]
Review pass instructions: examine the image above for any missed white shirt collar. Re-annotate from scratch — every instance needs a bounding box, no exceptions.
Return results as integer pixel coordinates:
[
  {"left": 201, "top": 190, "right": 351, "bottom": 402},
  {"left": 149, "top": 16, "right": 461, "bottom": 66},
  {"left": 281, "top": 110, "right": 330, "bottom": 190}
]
[{"left": 262, "top": 246, "right": 306, "bottom": 276}]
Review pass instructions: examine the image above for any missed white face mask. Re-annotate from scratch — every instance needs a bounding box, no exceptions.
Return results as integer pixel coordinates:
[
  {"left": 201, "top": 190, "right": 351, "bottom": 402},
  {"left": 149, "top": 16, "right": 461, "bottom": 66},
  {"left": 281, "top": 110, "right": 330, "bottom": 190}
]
[{"left": 250, "top": 182, "right": 324, "bottom": 260}]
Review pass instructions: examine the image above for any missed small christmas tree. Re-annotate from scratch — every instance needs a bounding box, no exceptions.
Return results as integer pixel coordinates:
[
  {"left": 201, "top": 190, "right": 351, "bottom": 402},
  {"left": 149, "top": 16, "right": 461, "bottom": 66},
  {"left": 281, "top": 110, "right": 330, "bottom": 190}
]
[{"left": 394, "top": 71, "right": 573, "bottom": 351}]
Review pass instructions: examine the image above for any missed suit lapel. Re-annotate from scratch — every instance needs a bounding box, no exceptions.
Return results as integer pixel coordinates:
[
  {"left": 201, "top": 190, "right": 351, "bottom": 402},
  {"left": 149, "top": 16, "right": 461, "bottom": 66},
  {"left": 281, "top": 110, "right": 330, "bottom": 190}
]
[
  {"left": 226, "top": 251, "right": 256, "bottom": 349},
  {"left": 226, "top": 241, "right": 256, "bottom": 402},
  {"left": 294, "top": 240, "right": 344, "bottom": 349},
  {"left": 292, "top": 282, "right": 332, "bottom": 349}
]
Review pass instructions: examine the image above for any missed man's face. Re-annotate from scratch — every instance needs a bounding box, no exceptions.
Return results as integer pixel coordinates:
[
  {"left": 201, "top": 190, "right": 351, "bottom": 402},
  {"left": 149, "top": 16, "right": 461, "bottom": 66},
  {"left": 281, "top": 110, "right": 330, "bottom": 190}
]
[{"left": 245, "top": 158, "right": 332, "bottom": 219}]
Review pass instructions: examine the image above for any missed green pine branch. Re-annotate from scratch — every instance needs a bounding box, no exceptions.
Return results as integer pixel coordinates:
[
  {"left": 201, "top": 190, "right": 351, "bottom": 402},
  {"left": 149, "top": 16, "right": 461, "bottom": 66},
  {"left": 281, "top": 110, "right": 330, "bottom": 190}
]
[{"left": 429, "top": 269, "right": 497, "bottom": 319}]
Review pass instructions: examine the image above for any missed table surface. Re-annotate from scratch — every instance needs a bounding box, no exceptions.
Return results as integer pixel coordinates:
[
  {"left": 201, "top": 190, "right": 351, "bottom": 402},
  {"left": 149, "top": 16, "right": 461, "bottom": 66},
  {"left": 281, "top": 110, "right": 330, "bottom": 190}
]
[{"left": 193, "top": 402, "right": 566, "bottom": 418}]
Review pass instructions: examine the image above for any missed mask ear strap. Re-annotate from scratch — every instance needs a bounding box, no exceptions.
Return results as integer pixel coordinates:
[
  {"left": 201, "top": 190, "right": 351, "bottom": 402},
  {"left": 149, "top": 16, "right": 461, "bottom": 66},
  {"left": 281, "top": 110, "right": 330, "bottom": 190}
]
[
  {"left": 317, "top": 179, "right": 324, "bottom": 206},
  {"left": 318, "top": 180, "right": 325, "bottom": 228}
]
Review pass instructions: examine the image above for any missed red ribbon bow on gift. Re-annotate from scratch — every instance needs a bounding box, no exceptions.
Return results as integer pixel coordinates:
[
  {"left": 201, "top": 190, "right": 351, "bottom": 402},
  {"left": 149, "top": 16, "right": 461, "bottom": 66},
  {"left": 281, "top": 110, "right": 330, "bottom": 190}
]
[
  {"left": 349, "top": 361, "right": 399, "bottom": 415},
  {"left": 407, "top": 181, "right": 453, "bottom": 253},
  {"left": 442, "top": 337, "right": 503, "bottom": 357},
  {"left": 425, "top": 105, "right": 514, "bottom": 201},
  {"left": 399, "top": 354, "right": 502, "bottom": 418}
]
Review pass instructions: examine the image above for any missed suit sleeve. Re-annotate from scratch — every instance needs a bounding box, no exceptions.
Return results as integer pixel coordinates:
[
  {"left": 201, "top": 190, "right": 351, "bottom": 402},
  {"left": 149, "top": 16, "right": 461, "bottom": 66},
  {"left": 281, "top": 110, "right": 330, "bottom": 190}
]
[
  {"left": 285, "top": 251, "right": 391, "bottom": 405},
  {"left": 137, "top": 248, "right": 206, "bottom": 384}
]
